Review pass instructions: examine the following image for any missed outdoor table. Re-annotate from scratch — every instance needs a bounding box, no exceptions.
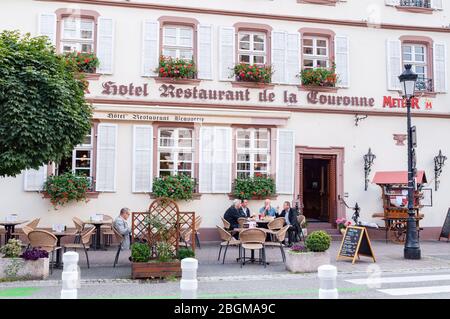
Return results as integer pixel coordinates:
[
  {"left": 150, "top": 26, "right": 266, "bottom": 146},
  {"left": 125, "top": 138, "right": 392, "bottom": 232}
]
[
  {"left": 51, "top": 230, "right": 76, "bottom": 268},
  {"left": 0, "top": 220, "right": 28, "bottom": 243},
  {"left": 83, "top": 220, "right": 109, "bottom": 250},
  {"left": 233, "top": 227, "right": 271, "bottom": 265}
]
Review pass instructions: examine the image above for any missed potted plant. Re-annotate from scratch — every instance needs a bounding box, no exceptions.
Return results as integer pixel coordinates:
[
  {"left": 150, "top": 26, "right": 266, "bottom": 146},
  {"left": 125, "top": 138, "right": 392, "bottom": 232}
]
[
  {"left": 233, "top": 63, "right": 273, "bottom": 84},
  {"left": 336, "top": 218, "right": 352, "bottom": 235},
  {"left": 152, "top": 174, "right": 196, "bottom": 201},
  {"left": 156, "top": 56, "right": 197, "bottom": 80},
  {"left": 64, "top": 51, "right": 99, "bottom": 74},
  {"left": 130, "top": 216, "right": 182, "bottom": 279},
  {"left": 299, "top": 65, "right": 337, "bottom": 88},
  {"left": 232, "top": 174, "right": 276, "bottom": 200},
  {"left": 0, "top": 240, "right": 50, "bottom": 280},
  {"left": 285, "top": 230, "right": 331, "bottom": 273},
  {"left": 43, "top": 172, "right": 91, "bottom": 209},
  {"left": 178, "top": 247, "right": 195, "bottom": 260}
]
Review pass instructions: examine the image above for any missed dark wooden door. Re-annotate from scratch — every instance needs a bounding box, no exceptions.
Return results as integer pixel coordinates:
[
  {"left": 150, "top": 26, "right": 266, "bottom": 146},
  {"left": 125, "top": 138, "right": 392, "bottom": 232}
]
[{"left": 302, "top": 158, "right": 329, "bottom": 221}]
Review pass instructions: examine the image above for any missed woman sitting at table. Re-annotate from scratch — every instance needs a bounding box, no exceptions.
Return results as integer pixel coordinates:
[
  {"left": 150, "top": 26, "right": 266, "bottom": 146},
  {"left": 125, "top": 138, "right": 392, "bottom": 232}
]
[{"left": 259, "top": 199, "right": 277, "bottom": 217}]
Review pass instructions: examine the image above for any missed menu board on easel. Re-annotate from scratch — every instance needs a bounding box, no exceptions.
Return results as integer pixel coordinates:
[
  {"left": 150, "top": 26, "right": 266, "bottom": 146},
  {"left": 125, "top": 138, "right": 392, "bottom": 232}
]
[
  {"left": 439, "top": 208, "right": 450, "bottom": 241},
  {"left": 337, "top": 226, "right": 376, "bottom": 264}
]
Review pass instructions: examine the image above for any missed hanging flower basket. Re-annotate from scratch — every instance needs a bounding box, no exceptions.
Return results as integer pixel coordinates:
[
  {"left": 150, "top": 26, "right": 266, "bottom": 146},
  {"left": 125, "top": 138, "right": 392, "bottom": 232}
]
[
  {"left": 233, "top": 63, "right": 273, "bottom": 83},
  {"left": 63, "top": 51, "right": 99, "bottom": 74},
  {"left": 156, "top": 56, "right": 197, "bottom": 79}
]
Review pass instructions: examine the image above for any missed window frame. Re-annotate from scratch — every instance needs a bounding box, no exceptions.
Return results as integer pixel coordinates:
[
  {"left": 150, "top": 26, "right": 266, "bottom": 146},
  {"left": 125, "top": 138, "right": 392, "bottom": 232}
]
[
  {"left": 237, "top": 31, "right": 267, "bottom": 65},
  {"left": 162, "top": 24, "right": 195, "bottom": 61},
  {"left": 60, "top": 17, "right": 95, "bottom": 54},
  {"left": 157, "top": 127, "right": 195, "bottom": 178},
  {"left": 235, "top": 128, "right": 271, "bottom": 179},
  {"left": 302, "top": 36, "right": 330, "bottom": 69},
  {"left": 402, "top": 43, "right": 427, "bottom": 79}
]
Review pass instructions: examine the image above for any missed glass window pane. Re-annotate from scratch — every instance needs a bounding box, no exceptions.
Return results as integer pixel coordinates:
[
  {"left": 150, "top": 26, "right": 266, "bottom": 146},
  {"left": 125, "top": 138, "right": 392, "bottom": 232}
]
[
  {"left": 237, "top": 172, "right": 250, "bottom": 179},
  {"left": 316, "top": 60, "right": 328, "bottom": 68},
  {"left": 178, "top": 152, "right": 193, "bottom": 161},
  {"left": 237, "top": 153, "right": 250, "bottom": 162},
  {"left": 239, "top": 55, "right": 250, "bottom": 63},
  {"left": 81, "top": 44, "right": 92, "bottom": 53},
  {"left": 178, "top": 162, "right": 192, "bottom": 170},
  {"left": 179, "top": 28, "right": 192, "bottom": 38},
  {"left": 403, "top": 53, "right": 412, "bottom": 61},
  {"left": 239, "top": 34, "right": 250, "bottom": 42},
  {"left": 179, "top": 171, "right": 192, "bottom": 178},
  {"left": 159, "top": 171, "right": 172, "bottom": 177},
  {"left": 164, "top": 27, "right": 177, "bottom": 37},
  {"left": 254, "top": 163, "right": 267, "bottom": 172},
  {"left": 179, "top": 129, "right": 192, "bottom": 139},
  {"left": 255, "top": 140, "right": 268, "bottom": 149},
  {"left": 415, "top": 46, "right": 424, "bottom": 54},
  {"left": 415, "top": 54, "right": 424, "bottom": 62},
  {"left": 159, "top": 162, "right": 174, "bottom": 170},
  {"left": 403, "top": 45, "right": 412, "bottom": 53},
  {"left": 81, "top": 30, "right": 93, "bottom": 40},
  {"left": 303, "top": 47, "right": 313, "bottom": 55},
  {"left": 75, "top": 159, "right": 91, "bottom": 168},
  {"left": 180, "top": 50, "right": 193, "bottom": 60},
  {"left": 239, "top": 42, "right": 250, "bottom": 50},
  {"left": 160, "top": 152, "right": 173, "bottom": 161},
  {"left": 254, "top": 56, "right": 265, "bottom": 64},
  {"left": 237, "top": 163, "right": 251, "bottom": 171},
  {"left": 163, "top": 49, "right": 177, "bottom": 58},
  {"left": 303, "top": 38, "right": 313, "bottom": 46},
  {"left": 237, "top": 130, "right": 251, "bottom": 139},
  {"left": 316, "top": 48, "right": 327, "bottom": 56},
  {"left": 253, "top": 43, "right": 264, "bottom": 51},
  {"left": 254, "top": 154, "right": 268, "bottom": 162},
  {"left": 255, "top": 129, "right": 268, "bottom": 140},
  {"left": 253, "top": 34, "right": 265, "bottom": 43},
  {"left": 237, "top": 140, "right": 250, "bottom": 148},
  {"left": 303, "top": 59, "right": 314, "bottom": 67},
  {"left": 317, "top": 39, "right": 327, "bottom": 48}
]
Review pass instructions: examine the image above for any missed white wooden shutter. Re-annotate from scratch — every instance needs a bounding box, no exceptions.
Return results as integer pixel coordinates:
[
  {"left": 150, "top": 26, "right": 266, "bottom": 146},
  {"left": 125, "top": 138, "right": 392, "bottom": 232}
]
[
  {"left": 385, "top": 0, "right": 399, "bottom": 5},
  {"left": 276, "top": 129, "right": 295, "bottom": 195},
  {"left": 212, "top": 127, "right": 232, "bottom": 193},
  {"left": 96, "top": 123, "right": 117, "bottom": 192},
  {"left": 431, "top": 0, "right": 443, "bottom": 10},
  {"left": 132, "top": 125, "right": 153, "bottom": 193},
  {"left": 38, "top": 13, "right": 56, "bottom": 45},
  {"left": 142, "top": 20, "right": 159, "bottom": 77},
  {"left": 219, "top": 27, "right": 235, "bottom": 81},
  {"left": 271, "top": 31, "right": 287, "bottom": 84},
  {"left": 335, "top": 35, "right": 350, "bottom": 88},
  {"left": 286, "top": 33, "right": 300, "bottom": 84},
  {"left": 386, "top": 39, "right": 402, "bottom": 91},
  {"left": 199, "top": 127, "right": 214, "bottom": 193},
  {"left": 198, "top": 24, "right": 213, "bottom": 80},
  {"left": 97, "top": 17, "right": 115, "bottom": 74},
  {"left": 434, "top": 42, "right": 448, "bottom": 93},
  {"left": 24, "top": 166, "right": 47, "bottom": 191}
]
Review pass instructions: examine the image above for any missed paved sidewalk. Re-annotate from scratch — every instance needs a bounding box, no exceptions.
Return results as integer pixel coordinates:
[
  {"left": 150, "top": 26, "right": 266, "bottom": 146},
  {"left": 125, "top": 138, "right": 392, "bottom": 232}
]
[{"left": 0, "top": 240, "right": 446, "bottom": 286}]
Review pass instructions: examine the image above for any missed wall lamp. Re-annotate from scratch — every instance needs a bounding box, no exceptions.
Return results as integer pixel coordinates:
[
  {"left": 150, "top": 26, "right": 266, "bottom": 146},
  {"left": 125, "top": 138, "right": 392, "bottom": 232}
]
[
  {"left": 364, "top": 148, "right": 376, "bottom": 191},
  {"left": 434, "top": 150, "right": 447, "bottom": 191}
]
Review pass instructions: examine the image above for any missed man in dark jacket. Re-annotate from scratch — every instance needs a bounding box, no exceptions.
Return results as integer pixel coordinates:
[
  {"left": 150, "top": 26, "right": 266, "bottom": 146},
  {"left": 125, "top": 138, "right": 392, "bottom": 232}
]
[
  {"left": 276, "top": 201, "right": 301, "bottom": 246},
  {"left": 239, "top": 199, "right": 252, "bottom": 218},
  {"left": 224, "top": 199, "right": 242, "bottom": 232}
]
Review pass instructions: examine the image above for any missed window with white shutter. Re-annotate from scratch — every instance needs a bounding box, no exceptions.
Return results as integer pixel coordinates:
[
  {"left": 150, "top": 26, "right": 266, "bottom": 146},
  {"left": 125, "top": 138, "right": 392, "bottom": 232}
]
[
  {"left": 431, "top": 0, "right": 443, "bottom": 10},
  {"left": 271, "top": 31, "right": 286, "bottom": 84},
  {"left": 236, "top": 128, "right": 270, "bottom": 178},
  {"left": 199, "top": 127, "right": 232, "bottom": 193},
  {"left": 142, "top": 20, "right": 159, "bottom": 77},
  {"left": 197, "top": 25, "right": 213, "bottom": 80},
  {"left": 60, "top": 17, "right": 95, "bottom": 53},
  {"left": 386, "top": 39, "right": 402, "bottom": 91},
  {"left": 133, "top": 125, "right": 153, "bottom": 193},
  {"left": 97, "top": 17, "right": 114, "bottom": 74},
  {"left": 38, "top": 13, "right": 57, "bottom": 45},
  {"left": 158, "top": 128, "right": 194, "bottom": 178},
  {"left": 286, "top": 33, "right": 300, "bottom": 85},
  {"left": 96, "top": 123, "right": 117, "bottom": 192},
  {"left": 24, "top": 166, "right": 48, "bottom": 191},
  {"left": 219, "top": 27, "right": 235, "bottom": 81},
  {"left": 335, "top": 35, "right": 349, "bottom": 87},
  {"left": 276, "top": 129, "right": 295, "bottom": 195}
]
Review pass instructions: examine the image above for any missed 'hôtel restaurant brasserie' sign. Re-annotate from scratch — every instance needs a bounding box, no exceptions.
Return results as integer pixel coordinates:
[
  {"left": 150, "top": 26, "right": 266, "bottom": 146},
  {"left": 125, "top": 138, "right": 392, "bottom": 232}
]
[{"left": 100, "top": 81, "right": 433, "bottom": 110}]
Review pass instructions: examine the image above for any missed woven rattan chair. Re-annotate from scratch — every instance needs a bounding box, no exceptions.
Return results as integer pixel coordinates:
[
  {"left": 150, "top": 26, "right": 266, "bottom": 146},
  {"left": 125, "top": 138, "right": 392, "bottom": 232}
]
[
  {"left": 27, "top": 230, "right": 61, "bottom": 274},
  {"left": 72, "top": 217, "right": 86, "bottom": 243},
  {"left": 112, "top": 226, "right": 125, "bottom": 267},
  {"left": 221, "top": 217, "right": 231, "bottom": 230},
  {"left": 264, "top": 225, "right": 290, "bottom": 262},
  {"left": 63, "top": 227, "right": 96, "bottom": 268},
  {"left": 179, "top": 226, "right": 193, "bottom": 248},
  {"left": 216, "top": 225, "right": 241, "bottom": 264},
  {"left": 237, "top": 217, "right": 247, "bottom": 228},
  {"left": 11, "top": 218, "right": 40, "bottom": 241},
  {"left": 239, "top": 228, "right": 267, "bottom": 268},
  {"left": 267, "top": 217, "right": 285, "bottom": 241},
  {"left": 101, "top": 214, "right": 115, "bottom": 247},
  {"left": 194, "top": 216, "right": 202, "bottom": 249}
]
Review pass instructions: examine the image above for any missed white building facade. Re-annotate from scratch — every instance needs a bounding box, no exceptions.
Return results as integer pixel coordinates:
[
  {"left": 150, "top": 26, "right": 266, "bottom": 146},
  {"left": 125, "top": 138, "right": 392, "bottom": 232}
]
[{"left": 0, "top": 0, "right": 449, "bottom": 240}]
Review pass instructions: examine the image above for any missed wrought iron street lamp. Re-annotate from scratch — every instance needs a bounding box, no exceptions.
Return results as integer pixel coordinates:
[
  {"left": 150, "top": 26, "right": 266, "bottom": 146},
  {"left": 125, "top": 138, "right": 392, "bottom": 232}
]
[
  {"left": 398, "top": 64, "right": 421, "bottom": 260},
  {"left": 364, "top": 148, "right": 376, "bottom": 191},
  {"left": 434, "top": 150, "right": 447, "bottom": 191}
]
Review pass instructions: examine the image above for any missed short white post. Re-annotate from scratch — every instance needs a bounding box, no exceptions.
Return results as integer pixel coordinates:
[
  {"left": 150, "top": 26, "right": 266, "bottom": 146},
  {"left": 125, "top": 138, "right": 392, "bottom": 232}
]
[
  {"left": 180, "top": 258, "right": 198, "bottom": 299},
  {"left": 60, "top": 251, "right": 80, "bottom": 299},
  {"left": 318, "top": 264, "right": 338, "bottom": 299}
]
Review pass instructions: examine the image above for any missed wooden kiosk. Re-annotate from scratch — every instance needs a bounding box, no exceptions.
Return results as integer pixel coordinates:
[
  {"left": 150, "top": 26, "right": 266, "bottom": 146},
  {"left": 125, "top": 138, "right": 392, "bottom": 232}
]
[{"left": 371, "top": 171, "right": 427, "bottom": 244}]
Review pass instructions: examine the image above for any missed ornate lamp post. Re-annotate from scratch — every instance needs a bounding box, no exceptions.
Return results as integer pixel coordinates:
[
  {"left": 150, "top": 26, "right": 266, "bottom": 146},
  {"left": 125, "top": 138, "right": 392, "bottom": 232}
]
[
  {"left": 364, "top": 148, "right": 376, "bottom": 191},
  {"left": 398, "top": 64, "right": 421, "bottom": 260},
  {"left": 434, "top": 150, "right": 447, "bottom": 191}
]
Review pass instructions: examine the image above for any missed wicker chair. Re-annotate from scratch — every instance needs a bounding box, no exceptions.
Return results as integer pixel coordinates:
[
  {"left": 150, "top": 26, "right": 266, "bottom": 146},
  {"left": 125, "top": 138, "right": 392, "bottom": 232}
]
[
  {"left": 72, "top": 217, "right": 86, "bottom": 243},
  {"left": 194, "top": 215, "right": 202, "bottom": 249},
  {"left": 239, "top": 228, "right": 267, "bottom": 268},
  {"left": 101, "top": 214, "right": 115, "bottom": 247},
  {"left": 112, "top": 226, "right": 125, "bottom": 267},
  {"left": 179, "top": 226, "right": 193, "bottom": 248},
  {"left": 221, "top": 217, "right": 231, "bottom": 230},
  {"left": 216, "top": 225, "right": 241, "bottom": 264},
  {"left": 63, "top": 227, "right": 96, "bottom": 268},
  {"left": 27, "top": 230, "right": 61, "bottom": 274},
  {"left": 267, "top": 217, "right": 285, "bottom": 241},
  {"left": 264, "top": 225, "right": 290, "bottom": 262},
  {"left": 11, "top": 218, "right": 40, "bottom": 241},
  {"left": 237, "top": 217, "right": 247, "bottom": 228}
]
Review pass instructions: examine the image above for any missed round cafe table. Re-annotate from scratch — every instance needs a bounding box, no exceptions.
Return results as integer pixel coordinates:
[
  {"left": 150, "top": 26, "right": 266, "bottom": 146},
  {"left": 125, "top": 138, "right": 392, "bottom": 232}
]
[
  {"left": 83, "top": 220, "right": 109, "bottom": 250},
  {"left": 0, "top": 220, "right": 28, "bottom": 244}
]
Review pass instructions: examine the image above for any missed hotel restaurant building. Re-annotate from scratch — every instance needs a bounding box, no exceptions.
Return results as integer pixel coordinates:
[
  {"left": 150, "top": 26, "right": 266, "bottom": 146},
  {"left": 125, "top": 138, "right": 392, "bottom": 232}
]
[{"left": 0, "top": 0, "right": 449, "bottom": 240}]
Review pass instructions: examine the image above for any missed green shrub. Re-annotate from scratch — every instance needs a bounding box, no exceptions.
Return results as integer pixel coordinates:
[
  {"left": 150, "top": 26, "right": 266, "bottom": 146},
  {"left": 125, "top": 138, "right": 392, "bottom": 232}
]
[
  {"left": 131, "top": 242, "right": 151, "bottom": 263},
  {"left": 232, "top": 174, "right": 276, "bottom": 200},
  {"left": 152, "top": 174, "right": 196, "bottom": 201},
  {"left": 156, "top": 242, "right": 175, "bottom": 262},
  {"left": 178, "top": 247, "right": 195, "bottom": 260},
  {"left": 305, "top": 231, "right": 331, "bottom": 252},
  {"left": 0, "top": 239, "right": 22, "bottom": 258},
  {"left": 43, "top": 172, "right": 91, "bottom": 208}
]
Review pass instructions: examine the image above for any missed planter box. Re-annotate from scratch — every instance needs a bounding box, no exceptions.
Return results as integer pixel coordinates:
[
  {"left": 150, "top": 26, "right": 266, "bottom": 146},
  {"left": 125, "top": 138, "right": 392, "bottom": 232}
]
[
  {"left": 131, "top": 261, "right": 181, "bottom": 279},
  {"left": 0, "top": 257, "right": 49, "bottom": 280},
  {"left": 285, "top": 251, "right": 330, "bottom": 273}
]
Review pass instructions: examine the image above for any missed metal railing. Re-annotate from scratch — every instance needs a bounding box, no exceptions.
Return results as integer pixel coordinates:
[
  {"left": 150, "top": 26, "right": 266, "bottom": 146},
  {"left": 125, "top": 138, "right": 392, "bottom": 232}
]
[
  {"left": 415, "top": 78, "right": 434, "bottom": 93},
  {"left": 399, "top": 0, "right": 431, "bottom": 8}
]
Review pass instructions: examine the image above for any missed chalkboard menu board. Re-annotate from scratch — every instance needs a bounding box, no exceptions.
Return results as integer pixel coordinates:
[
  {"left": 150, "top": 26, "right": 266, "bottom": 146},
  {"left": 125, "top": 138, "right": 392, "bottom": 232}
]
[
  {"left": 439, "top": 208, "right": 450, "bottom": 241},
  {"left": 337, "top": 226, "right": 376, "bottom": 264}
]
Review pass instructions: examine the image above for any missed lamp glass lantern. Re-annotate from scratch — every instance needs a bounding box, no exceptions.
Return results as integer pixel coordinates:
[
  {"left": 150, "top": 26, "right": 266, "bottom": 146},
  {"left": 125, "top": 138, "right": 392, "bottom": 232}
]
[
  {"left": 398, "top": 64, "right": 418, "bottom": 98},
  {"left": 364, "top": 148, "right": 376, "bottom": 168},
  {"left": 435, "top": 150, "right": 447, "bottom": 168}
]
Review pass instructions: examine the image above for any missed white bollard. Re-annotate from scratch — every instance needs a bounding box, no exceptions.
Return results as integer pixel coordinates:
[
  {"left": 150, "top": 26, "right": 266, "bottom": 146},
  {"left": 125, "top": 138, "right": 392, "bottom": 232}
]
[
  {"left": 60, "top": 251, "right": 80, "bottom": 299},
  {"left": 318, "top": 264, "right": 338, "bottom": 299},
  {"left": 180, "top": 258, "right": 198, "bottom": 299}
]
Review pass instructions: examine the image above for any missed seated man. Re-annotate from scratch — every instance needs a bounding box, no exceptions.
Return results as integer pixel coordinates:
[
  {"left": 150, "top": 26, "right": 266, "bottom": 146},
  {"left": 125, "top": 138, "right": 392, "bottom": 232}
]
[
  {"left": 259, "top": 198, "right": 277, "bottom": 217},
  {"left": 239, "top": 199, "right": 253, "bottom": 218},
  {"left": 224, "top": 199, "right": 242, "bottom": 231},
  {"left": 276, "top": 201, "right": 301, "bottom": 246},
  {"left": 113, "top": 207, "right": 132, "bottom": 250}
]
